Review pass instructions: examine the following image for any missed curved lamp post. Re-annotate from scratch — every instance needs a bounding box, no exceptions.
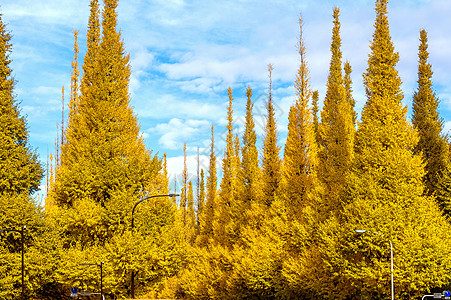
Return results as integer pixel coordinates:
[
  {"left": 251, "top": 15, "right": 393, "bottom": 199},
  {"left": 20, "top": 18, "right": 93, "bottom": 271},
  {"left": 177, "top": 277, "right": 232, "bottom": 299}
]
[
  {"left": 130, "top": 194, "right": 179, "bottom": 298},
  {"left": 355, "top": 229, "right": 394, "bottom": 300},
  {"left": 0, "top": 226, "right": 26, "bottom": 300},
  {"left": 79, "top": 261, "right": 104, "bottom": 300}
]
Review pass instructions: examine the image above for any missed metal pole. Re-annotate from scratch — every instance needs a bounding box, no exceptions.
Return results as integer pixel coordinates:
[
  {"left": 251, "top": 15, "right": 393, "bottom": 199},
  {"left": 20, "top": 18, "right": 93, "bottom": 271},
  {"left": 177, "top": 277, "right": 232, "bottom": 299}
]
[
  {"left": 100, "top": 262, "right": 103, "bottom": 300},
  {"left": 130, "top": 194, "right": 178, "bottom": 299},
  {"left": 79, "top": 262, "right": 104, "bottom": 299},
  {"left": 390, "top": 241, "right": 394, "bottom": 300},
  {"left": 1, "top": 227, "right": 26, "bottom": 300},
  {"left": 131, "top": 271, "right": 135, "bottom": 298},
  {"left": 355, "top": 230, "right": 394, "bottom": 300},
  {"left": 21, "top": 226, "right": 24, "bottom": 300}
]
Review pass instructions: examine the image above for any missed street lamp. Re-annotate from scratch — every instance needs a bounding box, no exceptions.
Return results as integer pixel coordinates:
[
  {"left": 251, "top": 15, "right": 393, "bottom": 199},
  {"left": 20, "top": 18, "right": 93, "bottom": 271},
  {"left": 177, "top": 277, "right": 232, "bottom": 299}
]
[
  {"left": 0, "top": 226, "right": 26, "bottom": 300},
  {"left": 130, "top": 193, "right": 179, "bottom": 298},
  {"left": 354, "top": 229, "right": 394, "bottom": 300},
  {"left": 79, "top": 262, "right": 104, "bottom": 300}
]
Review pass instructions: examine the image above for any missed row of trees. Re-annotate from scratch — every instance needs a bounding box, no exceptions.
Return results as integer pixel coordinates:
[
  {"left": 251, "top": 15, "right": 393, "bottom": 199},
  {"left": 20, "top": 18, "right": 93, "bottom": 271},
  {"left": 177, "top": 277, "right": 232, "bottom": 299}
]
[
  {"left": 1, "top": 0, "right": 451, "bottom": 299},
  {"left": 1, "top": 0, "right": 187, "bottom": 298},
  {"left": 169, "top": 2, "right": 451, "bottom": 299}
]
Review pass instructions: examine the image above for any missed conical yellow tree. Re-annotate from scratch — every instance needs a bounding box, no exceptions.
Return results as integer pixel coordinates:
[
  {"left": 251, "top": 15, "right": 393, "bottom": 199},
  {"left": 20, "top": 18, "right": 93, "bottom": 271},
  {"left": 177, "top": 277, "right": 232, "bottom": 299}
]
[
  {"left": 47, "top": 2, "right": 179, "bottom": 298},
  {"left": 49, "top": 0, "right": 99, "bottom": 206},
  {"left": 47, "top": 30, "right": 81, "bottom": 210},
  {"left": 57, "top": 0, "right": 100, "bottom": 174},
  {"left": 181, "top": 142, "right": 188, "bottom": 225},
  {"left": 197, "top": 168, "right": 205, "bottom": 230},
  {"left": 240, "top": 87, "right": 261, "bottom": 206},
  {"left": 277, "top": 16, "right": 322, "bottom": 297},
  {"left": 317, "top": 7, "right": 355, "bottom": 216},
  {"left": 238, "top": 87, "right": 263, "bottom": 233},
  {"left": 281, "top": 15, "right": 317, "bottom": 219},
  {"left": 198, "top": 125, "right": 217, "bottom": 247},
  {"left": 214, "top": 88, "right": 240, "bottom": 247},
  {"left": 161, "top": 153, "right": 169, "bottom": 194},
  {"left": 0, "top": 12, "right": 44, "bottom": 299},
  {"left": 317, "top": 1, "right": 451, "bottom": 299},
  {"left": 0, "top": 13, "right": 43, "bottom": 196},
  {"left": 196, "top": 148, "right": 200, "bottom": 200},
  {"left": 261, "top": 64, "right": 281, "bottom": 207},
  {"left": 68, "top": 30, "right": 80, "bottom": 141},
  {"left": 187, "top": 181, "right": 196, "bottom": 243},
  {"left": 412, "top": 29, "right": 449, "bottom": 196},
  {"left": 48, "top": 0, "right": 161, "bottom": 245}
]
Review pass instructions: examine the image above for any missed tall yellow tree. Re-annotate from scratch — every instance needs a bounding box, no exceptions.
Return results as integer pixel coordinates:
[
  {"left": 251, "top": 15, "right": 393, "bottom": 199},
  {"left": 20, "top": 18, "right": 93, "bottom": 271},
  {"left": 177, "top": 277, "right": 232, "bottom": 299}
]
[
  {"left": 281, "top": 15, "right": 317, "bottom": 219},
  {"left": 412, "top": 29, "right": 449, "bottom": 196},
  {"left": 0, "top": 12, "right": 43, "bottom": 196},
  {"left": 317, "top": 1, "right": 451, "bottom": 298},
  {"left": 187, "top": 181, "right": 196, "bottom": 243},
  {"left": 161, "top": 153, "right": 169, "bottom": 194},
  {"left": 214, "top": 88, "right": 239, "bottom": 246},
  {"left": 261, "top": 64, "right": 281, "bottom": 207},
  {"left": 67, "top": 31, "right": 80, "bottom": 150},
  {"left": 240, "top": 87, "right": 261, "bottom": 205},
  {"left": 239, "top": 87, "right": 263, "bottom": 232},
  {"left": 196, "top": 147, "right": 200, "bottom": 202},
  {"left": 197, "top": 168, "right": 205, "bottom": 230},
  {"left": 0, "top": 11, "right": 44, "bottom": 300},
  {"left": 56, "top": 0, "right": 100, "bottom": 176},
  {"left": 277, "top": 16, "right": 322, "bottom": 297},
  {"left": 198, "top": 125, "right": 217, "bottom": 247},
  {"left": 46, "top": 1, "right": 179, "bottom": 298},
  {"left": 49, "top": 0, "right": 161, "bottom": 245},
  {"left": 181, "top": 142, "right": 188, "bottom": 225},
  {"left": 317, "top": 7, "right": 355, "bottom": 216}
]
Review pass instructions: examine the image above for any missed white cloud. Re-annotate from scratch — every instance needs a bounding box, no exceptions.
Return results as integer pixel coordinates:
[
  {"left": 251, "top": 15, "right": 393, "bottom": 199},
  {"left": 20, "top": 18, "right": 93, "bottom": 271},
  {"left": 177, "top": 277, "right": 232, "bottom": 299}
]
[
  {"left": 135, "top": 93, "right": 224, "bottom": 120},
  {"left": 166, "top": 153, "right": 223, "bottom": 194},
  {"left": 439, "top": 92, "right": 451, "bottom": 111},
  {"left": 129, "top": 49, "right": 156, "bottom": 93},
  {"left": 147, "top": 118, "right": 211, "bottom": 150},
  {"left": 2, "top": 1, "right": 89, "bottom": 26},
  {"left": 158, "top": 47, "right": 257, "bottom": 82},
  {"left": 32, "top": 86, "right": 62, "bottom": 96},
  {"left": 167, "top": 153, "right": 209, "bottom": 180},
  {"left": 443, "top": 121, "right": 451, "bottom": 136},
  {"left": 174, "top": 78, "right": 223, "bottom": 94},
  {"left": 34, "top": 185, "right": 48, "bottom": 207}
]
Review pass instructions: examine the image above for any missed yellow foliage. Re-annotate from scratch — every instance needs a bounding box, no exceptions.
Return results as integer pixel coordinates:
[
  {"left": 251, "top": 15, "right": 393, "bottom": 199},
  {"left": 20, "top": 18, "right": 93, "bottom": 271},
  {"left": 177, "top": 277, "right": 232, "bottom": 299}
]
[
  {"left": 261, "top": 65, "right": 282, "bottom": 207},
  {"left": 317, "top": 7, "right": 355, "bottom": 216},
  {"left": 281, "top": 15, "right": 318, "bottom": 220},
  {"left": 412, "top": 29, "right": 449, "bottom": 196}
]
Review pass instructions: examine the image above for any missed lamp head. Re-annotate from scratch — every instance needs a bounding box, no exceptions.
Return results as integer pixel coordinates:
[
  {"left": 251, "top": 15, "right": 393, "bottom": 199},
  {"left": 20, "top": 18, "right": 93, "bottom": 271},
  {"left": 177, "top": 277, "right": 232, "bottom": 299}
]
[{"left": 355, "top": 229, "right": 367, "bottom": 234}]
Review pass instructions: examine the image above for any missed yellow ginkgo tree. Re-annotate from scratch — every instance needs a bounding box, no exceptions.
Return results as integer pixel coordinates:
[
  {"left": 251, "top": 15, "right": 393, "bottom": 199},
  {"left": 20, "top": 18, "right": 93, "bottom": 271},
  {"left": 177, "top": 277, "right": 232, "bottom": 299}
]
[{"left": 317, "top": 1, "right": 451, "bottom": 299}]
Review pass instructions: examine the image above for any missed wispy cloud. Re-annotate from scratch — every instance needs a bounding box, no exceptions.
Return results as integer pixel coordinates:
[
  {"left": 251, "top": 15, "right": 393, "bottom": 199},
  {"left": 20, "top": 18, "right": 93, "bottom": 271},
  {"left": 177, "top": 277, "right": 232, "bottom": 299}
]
[
  {"left": 147, "top": 118, "right": 211, "bottom": 150},
  {"left": 135, "top": 93, "right": 224, "bottom": 120},
  {"left": 166, "top": 153, "right": 209, "bottom": 184}
]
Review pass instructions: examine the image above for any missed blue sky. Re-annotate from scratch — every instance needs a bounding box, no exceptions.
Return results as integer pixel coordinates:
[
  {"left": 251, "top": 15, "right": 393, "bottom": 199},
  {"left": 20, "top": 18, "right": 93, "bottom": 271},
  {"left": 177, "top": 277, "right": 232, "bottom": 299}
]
[{"left": 2, "top": 0, "right": 451, "bottom": 199}]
